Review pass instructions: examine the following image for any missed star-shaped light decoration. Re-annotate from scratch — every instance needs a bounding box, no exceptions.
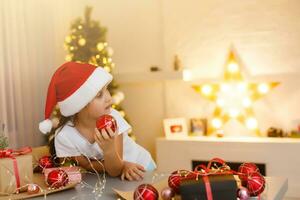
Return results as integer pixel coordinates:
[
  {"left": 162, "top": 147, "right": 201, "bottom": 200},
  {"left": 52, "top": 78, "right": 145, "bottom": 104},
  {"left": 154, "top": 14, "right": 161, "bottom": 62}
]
[{"left": 192, "top": 49, "right": 279, "bottom": 136}]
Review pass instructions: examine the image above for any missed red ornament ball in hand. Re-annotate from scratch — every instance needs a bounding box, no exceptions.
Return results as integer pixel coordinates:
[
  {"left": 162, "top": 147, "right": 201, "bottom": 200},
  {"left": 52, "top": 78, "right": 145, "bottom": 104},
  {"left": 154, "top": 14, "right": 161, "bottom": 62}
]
[
  {"left": 96, "top": 115, "right": 117, "bottom": 133},
  {"left": 133, "top": 184, "right": 159, "bottom": 200},
  {"left": 47, "top": 169, "right": 69, "bottom": 189},
  {"left": 247, "top": 172, "right": 265, "bottom": 196},
  {"left": 168, "top": 170, "right": 194, "bottom": 194},
  {"left": 39, "top": 155, "right": 54, "bottom": 169}
]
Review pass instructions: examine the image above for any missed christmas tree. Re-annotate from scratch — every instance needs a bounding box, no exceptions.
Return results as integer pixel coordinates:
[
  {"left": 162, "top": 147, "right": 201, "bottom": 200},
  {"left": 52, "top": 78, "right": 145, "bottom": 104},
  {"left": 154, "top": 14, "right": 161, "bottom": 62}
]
[
  {"left": 0, "top": 135, "right": 8, "bottom": 149},
  {"left": 60, "top": 6, "right": 134, "bottom": 138},
  {"left": 0, "top": 123, "right": 8, "bottom": 149}
]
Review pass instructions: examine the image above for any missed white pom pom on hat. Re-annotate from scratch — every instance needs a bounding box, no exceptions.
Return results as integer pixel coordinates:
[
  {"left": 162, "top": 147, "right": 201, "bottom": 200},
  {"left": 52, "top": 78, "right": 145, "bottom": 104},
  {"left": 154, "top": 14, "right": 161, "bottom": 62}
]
[
  {"left": 39, "top": 119, "right": 53, "bottom": 134},
  {"left": 39, "top": 62, "right": 112, "bottom": 134}
]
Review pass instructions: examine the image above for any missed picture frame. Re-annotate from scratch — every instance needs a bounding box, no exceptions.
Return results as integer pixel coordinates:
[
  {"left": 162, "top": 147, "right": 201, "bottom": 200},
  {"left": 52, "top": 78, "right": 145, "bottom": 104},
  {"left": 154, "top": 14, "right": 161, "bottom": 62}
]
[
  {"left": 163, "top": 118, "right": 188, "bottom": 139},
  {"left": 190, "top": 118, "right": 207, "bottom": 136}
]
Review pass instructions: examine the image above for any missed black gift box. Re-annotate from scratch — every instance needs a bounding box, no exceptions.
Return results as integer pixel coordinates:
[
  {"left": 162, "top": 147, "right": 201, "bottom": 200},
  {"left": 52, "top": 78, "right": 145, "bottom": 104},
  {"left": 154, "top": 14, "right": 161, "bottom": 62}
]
[{"left": 180, "top": 174, "right": 237, "bottom": 200}]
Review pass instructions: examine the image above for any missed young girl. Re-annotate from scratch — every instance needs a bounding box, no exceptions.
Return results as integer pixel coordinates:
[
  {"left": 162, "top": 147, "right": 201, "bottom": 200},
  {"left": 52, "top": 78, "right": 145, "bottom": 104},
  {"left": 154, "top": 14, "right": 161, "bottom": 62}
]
[{"left": 39, "top": 61, "right": 156, "bottom": 181}]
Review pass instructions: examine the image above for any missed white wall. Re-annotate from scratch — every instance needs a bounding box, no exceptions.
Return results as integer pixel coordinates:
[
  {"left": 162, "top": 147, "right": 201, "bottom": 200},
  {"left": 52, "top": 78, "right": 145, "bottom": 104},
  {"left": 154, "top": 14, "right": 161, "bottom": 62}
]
[
  {"left": 121, "top": 0, "right": 300, "bottom": 158},
  {"left": 161, "top": 0, "right": 300, "bottom": 135}
]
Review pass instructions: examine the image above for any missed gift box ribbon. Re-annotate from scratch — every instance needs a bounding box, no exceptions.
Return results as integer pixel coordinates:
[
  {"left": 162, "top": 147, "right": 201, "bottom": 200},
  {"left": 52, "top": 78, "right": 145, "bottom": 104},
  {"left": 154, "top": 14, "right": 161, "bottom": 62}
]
[
  {"left": 0, "top": 146, "right": 32, "bottom": 192},
  {"left": 181, "top": 157, "right": 263, "bottom": 200},
  {"left": 191, "top": 157, "right": 261, "bottom": 200},
  {"left": 192, "top": 158, "right": 230, "bottom": 200}
]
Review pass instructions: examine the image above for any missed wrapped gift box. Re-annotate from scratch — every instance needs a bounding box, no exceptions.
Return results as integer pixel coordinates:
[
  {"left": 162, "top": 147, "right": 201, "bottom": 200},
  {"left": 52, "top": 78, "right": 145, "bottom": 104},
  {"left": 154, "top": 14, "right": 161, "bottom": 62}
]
[
  {"left": 44, "top": 166, "right": 82, "bottom": 184},
  {"left": 180, "top": 174, "right": 238, "bottom": 200},
  {"left": 0, "top": 153, "right": 33, "bottom": 194}
]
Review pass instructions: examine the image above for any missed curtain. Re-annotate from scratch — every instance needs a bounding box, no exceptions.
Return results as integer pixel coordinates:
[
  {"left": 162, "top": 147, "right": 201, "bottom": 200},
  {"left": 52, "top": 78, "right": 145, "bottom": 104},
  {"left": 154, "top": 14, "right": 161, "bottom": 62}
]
[{"left": 0, "top": 0, "right": 83, "bottom": 148}]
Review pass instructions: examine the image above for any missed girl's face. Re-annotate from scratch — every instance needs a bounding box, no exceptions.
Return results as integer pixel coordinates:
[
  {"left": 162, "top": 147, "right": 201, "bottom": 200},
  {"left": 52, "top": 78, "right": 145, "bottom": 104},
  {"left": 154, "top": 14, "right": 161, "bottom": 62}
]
[{"left": 85, "top": 84, "right": 113, "bottom": 119}]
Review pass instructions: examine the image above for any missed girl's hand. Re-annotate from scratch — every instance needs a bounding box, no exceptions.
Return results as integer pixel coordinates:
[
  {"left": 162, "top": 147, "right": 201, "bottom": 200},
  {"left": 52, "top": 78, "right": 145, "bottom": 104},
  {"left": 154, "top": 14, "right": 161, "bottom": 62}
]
[
  {"left": 121, "top": 161, "right": 146, "bottom": 181},
  {"left": 94, "top": 127, "right": 117, "bottom": 152}
]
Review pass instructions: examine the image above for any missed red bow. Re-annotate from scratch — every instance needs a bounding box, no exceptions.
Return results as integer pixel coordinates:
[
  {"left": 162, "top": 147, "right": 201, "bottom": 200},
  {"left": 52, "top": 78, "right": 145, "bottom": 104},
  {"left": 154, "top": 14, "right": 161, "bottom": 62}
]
[{"left": 0, "top": 146, "right": 32, "bottom": 157}]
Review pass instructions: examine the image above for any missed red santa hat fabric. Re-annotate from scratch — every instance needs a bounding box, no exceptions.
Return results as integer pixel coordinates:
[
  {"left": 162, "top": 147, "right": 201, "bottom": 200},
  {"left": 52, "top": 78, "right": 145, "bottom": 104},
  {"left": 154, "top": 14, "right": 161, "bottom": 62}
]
[{"left": 39, "top": 62, "right": 112, "bottom": 134}]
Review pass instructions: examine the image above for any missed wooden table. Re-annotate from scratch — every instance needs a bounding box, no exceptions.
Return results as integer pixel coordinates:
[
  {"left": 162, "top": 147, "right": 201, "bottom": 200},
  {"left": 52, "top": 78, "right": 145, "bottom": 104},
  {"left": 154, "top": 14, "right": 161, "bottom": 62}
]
[{"left": 30, "top": 172, "right": 288, "bottom": 200}]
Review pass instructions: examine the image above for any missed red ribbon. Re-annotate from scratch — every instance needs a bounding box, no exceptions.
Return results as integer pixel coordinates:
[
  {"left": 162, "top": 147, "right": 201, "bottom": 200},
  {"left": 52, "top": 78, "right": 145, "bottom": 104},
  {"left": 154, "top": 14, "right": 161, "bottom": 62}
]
[
  {"left": 192, "top": 158, "right": 239, "bottom": 200},
  {"left": 0, "top": 147, "right": 32, "bottom": 192},
  {"left": 202, "top": 175, "right": 213, "bottom": 200}
]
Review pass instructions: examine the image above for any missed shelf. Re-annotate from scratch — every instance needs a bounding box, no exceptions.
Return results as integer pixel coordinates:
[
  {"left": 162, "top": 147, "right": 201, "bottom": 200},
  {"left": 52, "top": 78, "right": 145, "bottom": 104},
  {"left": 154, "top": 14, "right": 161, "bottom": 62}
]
[
  {"left": 114, "top": 70, "right": 300, "bottom": 84},
  {"left": 157, "top": 136, "right": 300, "bottom": 143}
]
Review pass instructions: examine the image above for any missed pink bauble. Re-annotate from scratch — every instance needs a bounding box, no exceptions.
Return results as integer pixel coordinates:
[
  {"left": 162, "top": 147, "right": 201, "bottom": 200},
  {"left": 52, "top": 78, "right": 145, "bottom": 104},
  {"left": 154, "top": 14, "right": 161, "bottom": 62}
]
[
  {"left": 237, "top": 186, "right": 250, "bottom": 200},
  {"left": 27, "top": 184, "right": 40, "bottom": 195},
  {"left": 133, "top": 184, "right": 159, "bottom": 200},
  {"left": 247, "top": 172, "right": 265, "bottom": 196},
  {"left": 168, "top": 170, "right": 194, "bottom": 194},
  {"left": 161, "top": 187, "right": 175, "bottom": 200}
]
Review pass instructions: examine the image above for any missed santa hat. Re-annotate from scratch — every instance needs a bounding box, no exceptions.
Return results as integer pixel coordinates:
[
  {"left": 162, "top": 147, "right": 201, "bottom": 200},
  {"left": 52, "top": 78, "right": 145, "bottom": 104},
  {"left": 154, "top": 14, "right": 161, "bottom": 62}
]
[{"left": 39, "top": 62, "right": 112, "bottom": 134}]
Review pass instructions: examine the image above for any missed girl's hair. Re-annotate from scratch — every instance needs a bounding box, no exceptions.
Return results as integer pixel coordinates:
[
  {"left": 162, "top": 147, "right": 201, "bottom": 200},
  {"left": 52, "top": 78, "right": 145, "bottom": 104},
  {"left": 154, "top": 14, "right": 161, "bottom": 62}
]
[{"left": 47, "top": 111, "right": 75, "bottom": 158}]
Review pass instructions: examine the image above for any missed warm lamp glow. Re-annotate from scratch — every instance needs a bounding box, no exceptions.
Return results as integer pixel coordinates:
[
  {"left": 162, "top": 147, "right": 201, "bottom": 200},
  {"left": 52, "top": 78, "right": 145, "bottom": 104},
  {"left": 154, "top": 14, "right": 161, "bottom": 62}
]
[
  {"left": 104, "top": 66, "right": 110, "bottom": 72},
  {"left": 201, "top": 85, "right": 212, "bottom": 95},
  {"left": 78, "top": 38, "right": 86, "bottom": 46},
  {"left": 65, "top": 54, "right": 72, "bottom": 61},
  {"left": 246, "top": 118, "right": 258, "bottom": 129},
  {"left": 183, "top": 69, "right": 192, "bottom": 81},
  {"left": 258, "top": 83, "right": 270, "bottom": 94},
  {"left": 212, "top": 118, "right": 222, "bottom": 129},
  {"left": 227, "top": 62, "right": 239, "bottom": 73},
  {"left": 221, "top": 84, "right": 230, "bottom": 92},
  {"left": 192, "top": 49, "right": 279, "bottom": 136},
  {"left": 229, "top": 108, "right": 240, "bottom": 118},
  {"left": 97, "top": 43, "right": 104, "bottom": 51},
  {"left": 242, "top": 98, "right": 252, "bottom": 107},
  {"left": 103, "top": 58, "right": 107, "bottom": 64},
  {"left": 65, "top": 36, "right": 72, "bottom": 43},
  {"left": 216, "top": 98, "right": 225, "bottom": 107},
  {"left": 237, "top": 83, "right": 247, "bottom": 93}
]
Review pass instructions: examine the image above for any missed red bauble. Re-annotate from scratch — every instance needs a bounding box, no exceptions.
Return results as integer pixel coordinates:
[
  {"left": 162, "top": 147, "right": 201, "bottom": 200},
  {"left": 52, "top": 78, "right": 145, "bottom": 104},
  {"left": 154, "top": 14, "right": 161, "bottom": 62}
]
[
  {"left": 39, "top": 155, "right": 54, "bottom": 169},
  {"left": 246, "top": 172, "right": 265, "bottom": 196},
  {"left": 238, "top": 163, "right": 259, "bottom": 175},
  {"left": 238, "top": 163, "right": 259, "bottom": 185},
  {"left": 96, "top": 115, "right": 117, "bottom": 133},
  {"left": 133, "top": 184, "right": 159, "bottom": 200},
  {"left": 47, "top": 169, "right": 69, "bottom": 189},
  {"left": 168, "top": 170, "right": 194, "bottom": 194}
]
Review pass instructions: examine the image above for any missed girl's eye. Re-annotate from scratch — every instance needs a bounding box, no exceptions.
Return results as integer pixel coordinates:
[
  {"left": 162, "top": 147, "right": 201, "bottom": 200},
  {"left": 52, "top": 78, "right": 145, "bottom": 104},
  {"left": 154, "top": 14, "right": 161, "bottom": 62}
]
[
  {"left": 97, "top": 92, "right": 103, "bottom": 98},
  {"left": 97, "top": 87, "right": 107, "bottom": 98}
]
